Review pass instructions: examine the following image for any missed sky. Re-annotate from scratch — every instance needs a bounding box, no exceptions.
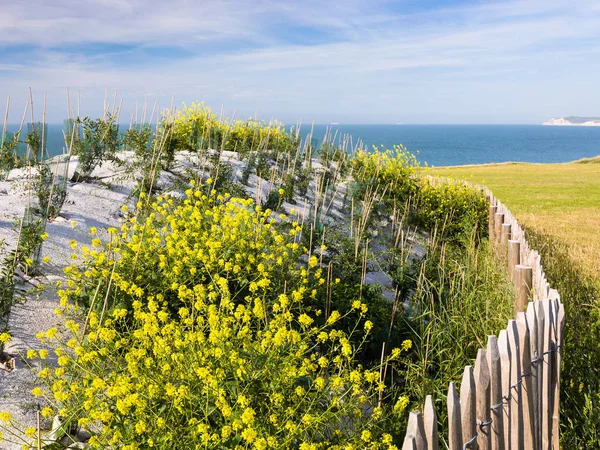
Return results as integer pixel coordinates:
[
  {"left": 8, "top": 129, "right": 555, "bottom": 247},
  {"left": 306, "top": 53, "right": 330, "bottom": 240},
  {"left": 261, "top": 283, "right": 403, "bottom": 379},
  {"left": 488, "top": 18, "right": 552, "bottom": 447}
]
[{"left": 1, "top": 0, "right": 600, "bottom": 124}]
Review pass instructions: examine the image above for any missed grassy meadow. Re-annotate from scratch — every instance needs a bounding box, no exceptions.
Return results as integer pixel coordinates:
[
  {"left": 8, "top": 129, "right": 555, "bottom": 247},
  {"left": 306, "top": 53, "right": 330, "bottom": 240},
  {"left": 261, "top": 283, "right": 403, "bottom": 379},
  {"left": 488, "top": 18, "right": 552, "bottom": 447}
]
[
  {"left": 431, "top": 157, "right": 600, "bottom": 448},
  {"left": 430, "top": 158, "right": 600, "bottom": 276}
]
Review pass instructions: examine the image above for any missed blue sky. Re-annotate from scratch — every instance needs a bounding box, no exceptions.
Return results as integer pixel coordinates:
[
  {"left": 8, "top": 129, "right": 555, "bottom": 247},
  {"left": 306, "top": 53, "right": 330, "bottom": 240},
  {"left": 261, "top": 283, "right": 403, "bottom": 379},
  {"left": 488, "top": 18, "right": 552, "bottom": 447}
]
[{"left": 1, "top": 0, "right": 600, "bottom": 124}]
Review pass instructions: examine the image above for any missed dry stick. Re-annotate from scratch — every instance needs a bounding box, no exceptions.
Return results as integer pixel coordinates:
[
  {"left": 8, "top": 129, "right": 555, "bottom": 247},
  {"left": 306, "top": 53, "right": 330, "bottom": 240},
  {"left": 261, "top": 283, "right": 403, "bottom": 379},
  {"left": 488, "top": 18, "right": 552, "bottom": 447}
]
[
  {"left": 37, "top": 410, "right": 41, "bottom": 450},
  {"left": 378, "top": 342, "right": 385, "bottom": 408},
  {"left": 211, "top": 109, "right": 237, "bottom": 193},
  {"left": 116, "top": 97, "right": 123, "bottom": 126},
  {"left": 1, "top": 96, "right": 9, "bottom": 149},
  {"left": 42, "top": 94, "right": 48, "bottom": 159},
  {"left": 111, "top": 89, "right": 119, "bottom": 118},
  {"left": 141, "top": 95, "right": 148, "bottom": 126}
]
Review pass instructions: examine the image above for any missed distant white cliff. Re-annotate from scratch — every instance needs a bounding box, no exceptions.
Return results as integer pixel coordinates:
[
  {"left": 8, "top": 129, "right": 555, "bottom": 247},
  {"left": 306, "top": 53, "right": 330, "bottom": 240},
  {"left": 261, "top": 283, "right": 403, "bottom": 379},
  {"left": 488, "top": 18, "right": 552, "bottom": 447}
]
[{"left": 544, "top": 116, "right": 600, "bottom": 126}]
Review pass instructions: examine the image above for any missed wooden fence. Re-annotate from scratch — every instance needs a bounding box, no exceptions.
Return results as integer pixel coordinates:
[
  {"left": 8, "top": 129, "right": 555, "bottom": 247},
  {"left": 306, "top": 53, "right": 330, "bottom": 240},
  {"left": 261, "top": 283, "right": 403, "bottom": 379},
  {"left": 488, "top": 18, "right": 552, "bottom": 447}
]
[{"left": 401, "top": 193, "right": 565, "bottom": 450}]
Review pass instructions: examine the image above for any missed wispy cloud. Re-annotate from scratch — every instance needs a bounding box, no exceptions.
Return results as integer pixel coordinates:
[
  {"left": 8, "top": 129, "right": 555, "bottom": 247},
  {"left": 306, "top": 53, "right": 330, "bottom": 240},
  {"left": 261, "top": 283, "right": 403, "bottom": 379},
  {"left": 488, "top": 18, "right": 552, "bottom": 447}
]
[{"left": 1, "top": 0, "right": 600, "bottom": 123}]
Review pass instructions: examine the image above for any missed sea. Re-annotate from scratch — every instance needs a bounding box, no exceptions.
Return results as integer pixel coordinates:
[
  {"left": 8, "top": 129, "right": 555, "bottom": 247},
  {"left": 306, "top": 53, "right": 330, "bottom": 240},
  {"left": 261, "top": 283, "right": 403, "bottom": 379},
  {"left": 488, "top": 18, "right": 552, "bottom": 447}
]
[{"left": 3, "top": 124, "right": 600, "bottom": 167}]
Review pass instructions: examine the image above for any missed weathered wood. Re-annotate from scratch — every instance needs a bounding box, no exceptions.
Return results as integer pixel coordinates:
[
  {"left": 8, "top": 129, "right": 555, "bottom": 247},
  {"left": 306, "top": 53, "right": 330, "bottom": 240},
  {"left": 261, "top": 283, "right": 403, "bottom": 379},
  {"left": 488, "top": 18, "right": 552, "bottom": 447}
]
[
  {"left": 526, "top": 302, "right": 540, "bottom": 450},
  {"left": 424, "top": 395, "right": 438, "bottom": 450},
  {"left": 489, "top": 205, "right": 497, "bottom": 239},
  {"left": 448, "top": 382, "right": 463, "bottom": 450},
  {"left": 500, "top": 223, "right": 511, "bottom": 247},
  {"left": 461, "top": 366, "right": 477, "bottom": 448},
  {"left": 402, "top": 435, "right": 417, "bottom": 450},
  {"left": 487, "top": 335, "right": 504, "bottom": 450},
  {"left": 535, "top": 300, "right": 546, "bottom": 448},
  {"left": 494, "top": 212, "right": 505, "bottom": 243},
  {"left": 507, "top": 320, "right": 523, "bottom": 450},
  {"left": 514, "top": 265, "right": 533, "bottom": 313},
  {"left": 474, "top": 349, "right": 491, "bottom": 450},
  {"left": 541, "top": 299, "right": 554, "bottom": 449},
  {"left": 498, "top": 329, "right": 511, "bottom": 448},
  {"left": 517, "top": 312, "right": 535, "bottom": 449},
  {"left": 552, "top": 299, "right": 565, "bottom": 450},
  {"left": 507, "top": 240, "right": 520, "bottom": 281},
  {"left": 405, "top": 411, "right": 427, "bottom": 450}
]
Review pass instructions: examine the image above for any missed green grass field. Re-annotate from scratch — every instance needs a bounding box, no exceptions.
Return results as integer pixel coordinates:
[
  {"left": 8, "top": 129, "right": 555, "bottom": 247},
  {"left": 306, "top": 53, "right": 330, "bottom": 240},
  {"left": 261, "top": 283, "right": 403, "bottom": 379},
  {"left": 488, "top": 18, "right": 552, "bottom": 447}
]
[{"left": 430, "top": 157, "right": 600, "bottom": 276}]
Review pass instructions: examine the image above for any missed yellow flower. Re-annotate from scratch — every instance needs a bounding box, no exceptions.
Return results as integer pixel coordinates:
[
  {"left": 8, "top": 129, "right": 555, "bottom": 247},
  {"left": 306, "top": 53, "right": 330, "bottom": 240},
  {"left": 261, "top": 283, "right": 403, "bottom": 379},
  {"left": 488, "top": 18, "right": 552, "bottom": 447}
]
[
  {"left": 32, "top": 387, "right": 43, "bottom": 397},
  {"left": 394, "top": 395, "right": 410, "bottom": 412}
]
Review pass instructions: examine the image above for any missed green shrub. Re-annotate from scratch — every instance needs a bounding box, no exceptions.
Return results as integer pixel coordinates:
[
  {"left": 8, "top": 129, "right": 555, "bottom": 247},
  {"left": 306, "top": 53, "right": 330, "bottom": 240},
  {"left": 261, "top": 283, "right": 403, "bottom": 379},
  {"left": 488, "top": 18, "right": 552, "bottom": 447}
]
[
  {"left": 70, "top": 116, "right": 119, "bottom": 179},
  {"left": 34, "top": 164, "right": 68, "bottom": 220}
]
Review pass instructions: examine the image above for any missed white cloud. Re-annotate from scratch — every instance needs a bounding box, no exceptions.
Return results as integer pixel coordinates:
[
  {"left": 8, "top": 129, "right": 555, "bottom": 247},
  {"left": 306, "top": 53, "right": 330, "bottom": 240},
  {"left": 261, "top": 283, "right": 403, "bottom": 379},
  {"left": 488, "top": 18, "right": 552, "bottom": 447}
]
[{"left": 1, "top": 0, "right": 600, "bottom": 123}]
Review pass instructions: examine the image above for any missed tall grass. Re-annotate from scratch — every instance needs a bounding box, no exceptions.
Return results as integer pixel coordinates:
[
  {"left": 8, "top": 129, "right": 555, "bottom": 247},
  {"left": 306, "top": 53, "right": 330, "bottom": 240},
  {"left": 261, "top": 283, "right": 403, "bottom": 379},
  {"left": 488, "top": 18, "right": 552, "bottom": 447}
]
[
  {"left": 397, "top": 219, "right": 515, "bottom": 444},
  {"left": 524, "top": 227, "right": 600, "bottom": 449}
]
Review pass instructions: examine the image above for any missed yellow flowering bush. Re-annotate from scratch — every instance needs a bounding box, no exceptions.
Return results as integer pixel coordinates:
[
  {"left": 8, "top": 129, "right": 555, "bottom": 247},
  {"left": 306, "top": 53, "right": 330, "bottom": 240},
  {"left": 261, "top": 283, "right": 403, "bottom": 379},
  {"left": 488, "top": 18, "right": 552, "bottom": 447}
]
[
  {"left": 61, "top": 189, "right": 302, "bottom": 318},
  {"left": 351, "top": 146, "right": 487, "bottom": 239},
  {"left": 162, "top": 102, "right": 298, "bottom": 154},
  {"left": 1, "top": 188, "right": 413, "bottom": 449}
]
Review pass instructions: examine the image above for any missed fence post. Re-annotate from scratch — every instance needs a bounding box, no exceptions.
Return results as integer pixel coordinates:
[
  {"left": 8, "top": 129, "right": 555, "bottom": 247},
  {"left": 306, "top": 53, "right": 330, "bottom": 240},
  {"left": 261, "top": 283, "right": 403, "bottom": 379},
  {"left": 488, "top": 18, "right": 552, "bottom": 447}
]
[
  {"left": 535, "top": 300, "right": 546, "bottom": 448},
  {"left": 507, "top": 320, "right": 523, "bottom": 450},
  {"left": 500, "top": 223, "right": 511, "bottom": 248},
  {"left": 514, "top": 265, "right": 532, "bottom": 313},
  {"left": 541, "top": 300, "right": 554, "bottom": 449},
  {"left": 498, "top": 329, "right": 511, "bottom": 448},
  {"left": 475, "top": 349, "right": 491, "bottom": 450},
  {"left": 552, "top": 299, "right": 565, "bottom": 450},
  {"left": 508, "top": 240, "right": 520, "bottom": 281},
  {"left": 494, "top": 213, "right": 505, "bottom": 243},
  {"left": 448, "top": 382, "right": 463, "bottom": 450},
  {"left": 526, "top": 303, "right": 540, "bottom": 449},
  {"left": 487, "top": 335, "right": 504, "bottom": 450},
  {"left": 402, "top": 436, "right": 417, "bottom": 450},
  {"left": 404, "top": 411, "right": 427, "bottom": 450},
  {"left": 424, "top": 395, "right": 438, "bottom": 450},
  {"left": 517, "top": 312, "right": 535, "bottom": 449},
  {"left": 489, "top": 205, "right": 497, "bottom": 239},
  {"left": 461, "top": 366, "right": 477, "bottom": 447}
]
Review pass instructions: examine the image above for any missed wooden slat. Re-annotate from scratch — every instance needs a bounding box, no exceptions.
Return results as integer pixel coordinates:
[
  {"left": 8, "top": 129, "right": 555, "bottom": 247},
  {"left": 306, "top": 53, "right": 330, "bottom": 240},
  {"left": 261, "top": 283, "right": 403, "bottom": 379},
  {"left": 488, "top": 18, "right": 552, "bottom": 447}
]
[
  {"left": 487, "top": 335, "right": 505, "bottom": 450},
  {"left": 535, "top": 300, "right": 546, "bottom": 448},
  {"left": 405, "top": 411, "right": 427, "bottom": 450},
  {"left": 526, "top": 302, "right": 540, "bottom": 449},
  {"left": 541, "top": 299, "right": 554, "bottom": 449},
  {"left": 552, "top": 300, "right": 565, "bottom": 450},
  {"left": 517, "top": 312, "right": 535, "bottom": 449},
  {"left": 448, "top": 382, "right": 463, "bottom": 450},
  {"left": 461, "top": 366, "right": 476, "bottom": 447},
  {"left": 494, "top": 212, "right": 505, "bottom": 243},
  {"left": 507, "top": 320, "right": 523, "bottom": 450},
  {"left": 515, "top": 265, "right": 533, "bottom": 313},
  {"left": 508, "top": 240, "right": 520, "bottom": 281},
  {"left": 489, "top": 205, "right": 497, "bottom": 239},
  {"left": 498, "top": 329, "right": 511, "bottom": 448},
  {"left": 500, "top": 223, "right": 512, "bottom": 247},
  {"left": 424, "top": 395, "right": 438, "bottom": 450},
  {"left": 402, "top": 435, "right": 417, "bottom": 450},
  {"left": 475, "top": 349, "right": 491, "bottom": 450}
]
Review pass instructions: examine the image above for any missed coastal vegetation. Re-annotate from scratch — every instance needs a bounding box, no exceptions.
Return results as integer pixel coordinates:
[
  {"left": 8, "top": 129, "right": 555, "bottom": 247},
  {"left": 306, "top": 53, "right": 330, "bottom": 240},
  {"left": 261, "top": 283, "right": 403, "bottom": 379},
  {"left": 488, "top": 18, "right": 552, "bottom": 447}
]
[
  {"left": 432, "top": 160, "right": 600, "bottom": 448},
  {"left": 0, "top": 100, "right": 546, "bottom": 448}
]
